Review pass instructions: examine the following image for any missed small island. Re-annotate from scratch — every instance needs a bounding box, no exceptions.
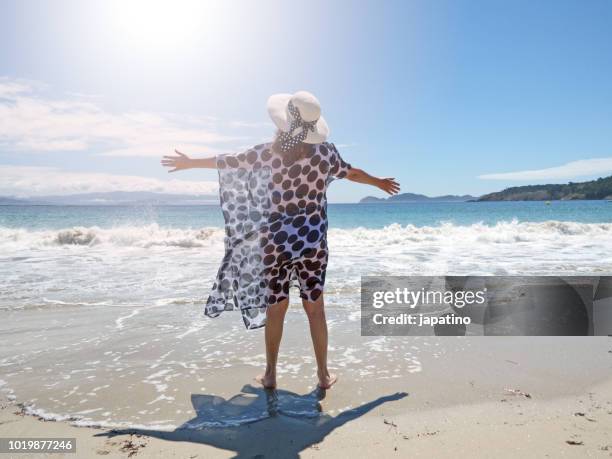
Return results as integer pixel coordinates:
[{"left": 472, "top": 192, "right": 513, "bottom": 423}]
[{"left": 359, "top": 193, "right": 477, "bottom": 203}]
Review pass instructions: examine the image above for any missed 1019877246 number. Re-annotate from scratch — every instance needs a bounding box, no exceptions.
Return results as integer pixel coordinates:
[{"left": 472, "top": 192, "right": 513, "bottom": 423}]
[{"left": 0, "top": 438, "right": 76, "bottom": 453}]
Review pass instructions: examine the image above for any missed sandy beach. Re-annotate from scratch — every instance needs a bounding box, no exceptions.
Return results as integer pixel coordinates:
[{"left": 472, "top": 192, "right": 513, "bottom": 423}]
[
  {"left": 2, "top": 329, "right": 611, "bottom": 458},
  {"left": 2, "top": 369, "right": 611, "bottom": 459}
]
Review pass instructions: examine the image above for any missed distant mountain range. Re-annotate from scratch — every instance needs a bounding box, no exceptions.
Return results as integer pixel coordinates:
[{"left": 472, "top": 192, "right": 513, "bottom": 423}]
[
  {"left": 4, "top": 174, "right": 612, "bottom": 206},
  {"left": 0, "top": 191, "right": 218, "bottom": 206},
  {"left": 477, "top": 175, "right": 612, "bottom": 201},
  {"left": 359, "top": 175, "right": 612, "bottom": 203},
  {"left": 360, "top": 193, "right": 477, "bottom": 203}
]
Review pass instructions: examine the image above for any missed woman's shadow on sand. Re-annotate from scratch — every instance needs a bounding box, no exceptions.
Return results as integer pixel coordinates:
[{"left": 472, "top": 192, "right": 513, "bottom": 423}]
[{"left": 96, "top": 384, "right": 407, "bottom": 458}]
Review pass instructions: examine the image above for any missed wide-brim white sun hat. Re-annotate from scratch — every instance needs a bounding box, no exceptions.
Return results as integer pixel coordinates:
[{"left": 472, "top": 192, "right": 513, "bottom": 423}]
[{"left": 267, "top": 90, "right": 329, "bottom": 144}]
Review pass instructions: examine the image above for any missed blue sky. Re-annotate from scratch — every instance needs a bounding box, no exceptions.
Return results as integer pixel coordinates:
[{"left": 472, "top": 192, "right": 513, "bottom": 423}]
[{"left": 1, "top": 0, "right": 611, "bottom": 202}]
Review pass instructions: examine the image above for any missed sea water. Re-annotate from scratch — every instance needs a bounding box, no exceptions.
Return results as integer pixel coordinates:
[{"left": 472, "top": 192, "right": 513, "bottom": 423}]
[
  {"left": 1, "top": 201, "right": 611, "bottom": 429},
  {"left": 1, "top": 200, "right": 611, "bottom": 230}
]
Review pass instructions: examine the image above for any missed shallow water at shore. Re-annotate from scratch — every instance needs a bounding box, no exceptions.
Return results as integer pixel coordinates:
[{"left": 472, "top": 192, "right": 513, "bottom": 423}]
[{"left": 2, "top": 298, "right": 611, "bottom": 430}]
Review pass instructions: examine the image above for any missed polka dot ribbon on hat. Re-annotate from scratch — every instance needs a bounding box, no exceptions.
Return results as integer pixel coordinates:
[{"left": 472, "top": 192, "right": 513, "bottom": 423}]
[{"left": 277, "top": 100, "right": 318, "bottom": 152}]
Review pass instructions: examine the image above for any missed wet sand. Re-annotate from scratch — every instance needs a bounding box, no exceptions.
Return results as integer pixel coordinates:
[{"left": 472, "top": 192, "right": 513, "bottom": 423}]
[{"left": 1, "top": 310, "right": 611, "bottom": 458}]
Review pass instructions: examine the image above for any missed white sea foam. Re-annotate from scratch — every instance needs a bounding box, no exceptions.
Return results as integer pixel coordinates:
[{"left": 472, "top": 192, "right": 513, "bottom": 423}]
[
  {"left": 115, "top": 310, "right": 140, "bottom": 330},
  {"left": 20, "top": 404, "right": 178, "bottom": 431},
  {"left": 1, "top": 220, "right": 611, "bottom": 250},
  {"left": 0, "top": 224, "right": 223, "bottom": 249},
  {"left": 1, "top": 221, "right": 610, "bottom": 315},
  {"left": 329, "top": 221, "right": 612, "bottom": 247}
]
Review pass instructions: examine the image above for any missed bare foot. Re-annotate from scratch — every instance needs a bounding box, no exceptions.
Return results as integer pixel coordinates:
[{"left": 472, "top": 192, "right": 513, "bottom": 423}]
[
  {"left": 254, "top": 372, "right": 276, "bottom": 389},
  {"left": 317, "top": 370, "right": 338, "bottom": 389}
]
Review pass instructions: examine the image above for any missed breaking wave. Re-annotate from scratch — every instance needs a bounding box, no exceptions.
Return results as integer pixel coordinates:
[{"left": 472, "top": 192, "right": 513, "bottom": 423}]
[
  {"left": 1, "top": 220, "right": 611, "bottom": 250},
  {"left": 0, "top": 224, "right": 224, "bottom": 249}
]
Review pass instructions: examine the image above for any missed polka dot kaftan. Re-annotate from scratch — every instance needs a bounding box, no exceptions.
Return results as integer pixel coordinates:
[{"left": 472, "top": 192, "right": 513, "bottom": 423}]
[{"left": 205, "top": 142, "right": 351, "bottom": 329}]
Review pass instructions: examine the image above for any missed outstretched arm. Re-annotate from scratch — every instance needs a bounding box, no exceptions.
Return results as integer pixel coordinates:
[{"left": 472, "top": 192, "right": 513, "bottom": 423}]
[
  {"left": 346, "top": 167, "right": 400, "bottom": 195},
  {"left": 161, "top": 150, "right": 216, "bottom": 172}
]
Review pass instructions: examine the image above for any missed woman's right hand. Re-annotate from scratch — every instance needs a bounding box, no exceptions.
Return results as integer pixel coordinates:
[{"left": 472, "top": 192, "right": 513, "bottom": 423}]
[
  {"left": 161, "top": 150, "right": 193, "bottom": 173},
  {"left": 376, "top": 177, "right": 400, "bottom": 195}
]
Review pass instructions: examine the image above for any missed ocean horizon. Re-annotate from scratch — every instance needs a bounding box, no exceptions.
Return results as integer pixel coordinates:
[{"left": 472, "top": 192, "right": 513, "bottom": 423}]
[{"left": 2, "top": 200, "right": 612, "bottom": 229}]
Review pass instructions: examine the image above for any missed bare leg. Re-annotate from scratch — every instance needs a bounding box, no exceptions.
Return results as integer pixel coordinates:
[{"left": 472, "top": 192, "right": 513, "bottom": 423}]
[
  {"left": 302, "top": 293, "right": 337, "bottom": 389},
  {"left": 255, "top": 298, "right": 289, "bottom": 389}
]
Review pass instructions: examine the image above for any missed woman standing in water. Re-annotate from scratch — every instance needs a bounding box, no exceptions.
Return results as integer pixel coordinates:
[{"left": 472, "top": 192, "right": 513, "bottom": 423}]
[{"left": 162, "top": 91, "right": 399, "bottom": 389}]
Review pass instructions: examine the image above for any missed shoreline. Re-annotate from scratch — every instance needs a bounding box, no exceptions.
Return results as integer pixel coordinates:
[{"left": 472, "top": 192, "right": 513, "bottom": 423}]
[
  {"left": 2, "top": 303, "right": 612, "bottom": 431},
  {"left": 2, "top": 375, "right": 611, "bottom": 458},
  {"left": 2, "top": 330, "right": 611, "bottom": 458}
]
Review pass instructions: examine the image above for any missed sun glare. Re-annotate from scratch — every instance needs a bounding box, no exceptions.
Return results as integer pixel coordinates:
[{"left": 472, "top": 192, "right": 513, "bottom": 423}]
[{"left": 113, "top": 0, "right": 212, "bottom": 49}]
